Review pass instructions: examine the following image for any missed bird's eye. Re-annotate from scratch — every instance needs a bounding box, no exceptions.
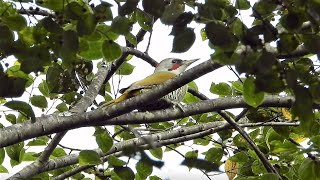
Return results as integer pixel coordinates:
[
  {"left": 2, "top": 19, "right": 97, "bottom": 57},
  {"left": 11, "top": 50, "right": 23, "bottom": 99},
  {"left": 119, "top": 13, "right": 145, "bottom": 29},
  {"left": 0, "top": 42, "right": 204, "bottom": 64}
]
[{"left": 172, "top": 59, "right": 177, "bottom": 63}]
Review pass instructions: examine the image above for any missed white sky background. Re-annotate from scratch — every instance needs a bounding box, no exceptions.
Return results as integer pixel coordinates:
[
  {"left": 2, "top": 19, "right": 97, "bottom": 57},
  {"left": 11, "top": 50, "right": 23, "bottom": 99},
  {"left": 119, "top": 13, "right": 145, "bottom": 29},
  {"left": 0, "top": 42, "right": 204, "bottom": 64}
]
[{"left": 0, "top": 0, "right": 257, "bottom": 179}]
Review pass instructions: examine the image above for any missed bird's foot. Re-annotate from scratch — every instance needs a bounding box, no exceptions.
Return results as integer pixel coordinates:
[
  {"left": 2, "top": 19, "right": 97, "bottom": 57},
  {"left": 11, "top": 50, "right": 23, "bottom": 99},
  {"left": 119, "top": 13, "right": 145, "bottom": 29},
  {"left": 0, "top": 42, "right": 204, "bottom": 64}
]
[{"left": 162, "top": 99, "right": 185, "bottom": 112}]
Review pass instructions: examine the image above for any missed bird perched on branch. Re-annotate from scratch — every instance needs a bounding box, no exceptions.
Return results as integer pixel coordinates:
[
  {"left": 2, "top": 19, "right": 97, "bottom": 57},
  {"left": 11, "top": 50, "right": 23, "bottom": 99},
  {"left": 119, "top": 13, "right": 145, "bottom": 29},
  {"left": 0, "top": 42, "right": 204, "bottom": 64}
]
[{"left": 102, "top": 58, "right": 198, "bottom": 111}]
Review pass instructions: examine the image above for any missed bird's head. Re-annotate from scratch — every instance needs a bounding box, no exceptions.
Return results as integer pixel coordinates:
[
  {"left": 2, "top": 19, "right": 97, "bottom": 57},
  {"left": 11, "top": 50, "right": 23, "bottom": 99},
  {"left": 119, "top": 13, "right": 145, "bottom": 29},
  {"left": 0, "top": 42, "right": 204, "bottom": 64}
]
[{"left": 154, "top": 58, "right": 199, "bottom": 75}]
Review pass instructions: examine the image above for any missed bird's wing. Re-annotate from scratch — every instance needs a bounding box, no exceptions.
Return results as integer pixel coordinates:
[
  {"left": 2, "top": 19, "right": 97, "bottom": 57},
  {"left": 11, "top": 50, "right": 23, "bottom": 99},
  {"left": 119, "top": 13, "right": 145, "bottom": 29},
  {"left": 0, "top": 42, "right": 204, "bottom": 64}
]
[
  {"left": 102, "top": 72, "right": 177, "bottom": 106},
  {"left": 120, "top": 71, "right": 177, "bottom": 93}
]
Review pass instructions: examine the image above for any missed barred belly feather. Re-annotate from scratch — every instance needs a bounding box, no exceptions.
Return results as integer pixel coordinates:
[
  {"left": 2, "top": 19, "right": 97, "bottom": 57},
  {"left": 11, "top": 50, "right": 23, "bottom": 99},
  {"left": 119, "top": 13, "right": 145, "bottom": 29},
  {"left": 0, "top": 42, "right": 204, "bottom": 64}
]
[{"left": 137, "top": 85, "right": 188, "bottom": 111}]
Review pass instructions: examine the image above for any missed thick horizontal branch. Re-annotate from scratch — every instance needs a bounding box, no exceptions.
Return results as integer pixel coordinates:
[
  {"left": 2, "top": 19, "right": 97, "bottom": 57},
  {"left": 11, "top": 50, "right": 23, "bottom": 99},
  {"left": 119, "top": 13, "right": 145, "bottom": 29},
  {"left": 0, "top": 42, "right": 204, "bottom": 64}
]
[
  {"left": 93, "top": 95, "right": 294, "bottom": 126},
  {"left": 21, "top": 121, "right": 298, "bottom": 178},
  {"left": 0, "top": 96, "right": 295, "bottom": 148},
  {"left": 0, "top": 60, "right": 222, "bottom": 147}
]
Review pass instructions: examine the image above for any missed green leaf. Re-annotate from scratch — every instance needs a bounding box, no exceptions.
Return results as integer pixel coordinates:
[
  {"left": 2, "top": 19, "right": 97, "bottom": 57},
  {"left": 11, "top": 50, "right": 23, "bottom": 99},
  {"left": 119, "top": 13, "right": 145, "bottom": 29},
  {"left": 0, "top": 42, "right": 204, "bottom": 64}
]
[
  {"left": 102, "top": 40, "right": 122, "bottom": 62},
  {"left": 2, "top": 14, "right": 27, "bottom": 31},
  {"left": 41, "top": 17, "right": 63, "bottom": 33},
  {"left": 0, "top": 74, "right": 27, "bottom": 98},
  {"left": 60, "top": 30, "right": 79, "bottom": 63},
  {"left": 210, "top": 82, "right": 232, "bottom": 96},
  {"left": 4, "top": 101, "right": 35, "bottom": 122},
  {"left": 119, "top": 0, "right": 139, "bottom": 16},
  {"left": 251, "top": 159, "right": 267, "bottom": 174},
  {"left": 136, "top": 9, "right": 153, "bottom": 31},
  {"left": 114, "top": 166, "right": 135, "bottom": 180},
  {"left": 231, "top": 80, "right": 243, "bottom": 94},
  {"left": 260, "top": 173, "right": 279, "bottom": 180},
  {"left": 299, "top": 158, "right": 320, "bottom": 180},
  {"left": 77, "top": 14, "right": 97, "bottom": 36},
  {"left": 0, "top": 24, "right": 14, "bottom": 46},
  {"left": 292, "top": 86, "right": 314, "bottom": 134},
  {"left": 217, "top": 129, "right": 233, "bottom": 140},
  {"left": 61, "top": 30, "right": 79, "bottom": 54},
  {"left": 79, "top": 39, "right": 104, "bottom": 60},
  {"left": 0, "top": 148, "right": 5, "bottom": 164},
  {"left": 181, "top": 158, "right": 220, "bottom": 172},
  {"left": 233, "top": 134, "right": 247, "bottom": 148},
  {"left": 161, "top": 0, "right": 184, "bottom": 25},
  {"left": 205, "top": 22, "right": 238, "bottom": 52},
  {"left": 235, "top": 0, "right": 250, "bottom": 10},
  {"left": 255, "top": 73, "right": 285, "bottom": 93},
  {"left": 149, "top": 148, "right": 163, "bottom": 160},
  {"left": 193, "top": 138, "right": 210, "bottom": 146},
  {"left": 5, "top": 114, "right": 16, "bottom": 124},
  {"left": 278, "top": 34, "right": 299, "bottom": 53},
  {"left": 51, "top": 148, "right": 67, "bottom": 157},
  {"left": 46, "top": 64, "right": 79, "bottom": 93},
  {"left": 280, "top": 11, "right": 304, "bottom": 31},
  {"left": 94, "top": 2, "right": 113, "bottom": 22},
  {"left": 310, "top": 135, "right": 320, "bottom": 148},
  {"left": 229, "top": 151, "right": 248, "bottom": 162},
  {"left": 16, "top": 46, "right": 51, "bottom": 74},
  {"left": 61, "top": 92, "right": 82, "bottom": 105},
  {"left": 36, "top": 0, "right": 65, "bottom": 11},
  {"left": 243, "top": 77, "right": 264, "bottom": 108},
  {"left": 56, "top": 103, "right": 68, "bottom": 112},
  {"left": 252, "top": 0, "right": 277, "bottom": 15},
  {"left": 95, "top": 131, "right": 113, "bottom": 153},
  {"left": 270, "top": 140, "right": 298, "bottom": 154},
  {"left": 183, "top": 92, "right": 200, "bottom": 104},
  {"left": 125, "top": 33, "right": 137, "bottom": 47},
  {"left": 172, "top": 28, "right": 195, "bottom": 53},
  {"left": 185, "top": 151, "right": 198, "bottom": 159},
  {"left": 78, "top": 150, "right": 102, "bottom": 166},
  {"left": 149, "top": 175, "right": 162, "bottom": 180},
  {"left": 116, "top": 62, "right": 135, "bottom": 75},
  {"left": 27, "top": 139, "right": 47, "bottom": 146},
  {"left": 111, "top": 16, "right": 131, "bottom": 35},
  {"left": 5, "top": 142, "right": 24, "bottom": 164},
  {"left": 107, "top": 155, "right": 126, "bottom": 167},
  {"left": 136, "top": 160, "right": 153, "bottom": 179},
  {"left": 96, "top": 24, "right": 119, "bottom": 41},
  {"left": 142, "top": 0, "right": 165, "bottom": 17},
  {"left": 0, "top": 165, "right": 8, "bottom": 173},
  {"left": 38, "top": 81, "right": 50, "bottom": 97},
  {"left": 211, "top": 50, "right": 240, "bottom": 65},
  {"left": 30, "top": 95, "right": 48, "bottom": 109},
  {"left": 302, "top": 35, "right": 320, "bottom": 53},
  {"left": 204, "top": 148, "right": 223, "bottom": 163},
  {"left": 22, "top": 152, "right": 38, "bottom": 161},
  {"left": 198, "top": 3, "right": 223, "bottom": 21},
  {"left": 64, "top": 1, "right": 92, "bottom": 20}
]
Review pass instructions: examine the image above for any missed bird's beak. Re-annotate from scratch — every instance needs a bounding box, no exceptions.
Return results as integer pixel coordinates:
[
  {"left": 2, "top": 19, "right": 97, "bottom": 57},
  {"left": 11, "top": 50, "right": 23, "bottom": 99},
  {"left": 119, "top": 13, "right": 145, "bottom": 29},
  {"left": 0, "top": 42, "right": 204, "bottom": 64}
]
[{"left": 183, "top": 58, "right": 200, "bottom": 66}]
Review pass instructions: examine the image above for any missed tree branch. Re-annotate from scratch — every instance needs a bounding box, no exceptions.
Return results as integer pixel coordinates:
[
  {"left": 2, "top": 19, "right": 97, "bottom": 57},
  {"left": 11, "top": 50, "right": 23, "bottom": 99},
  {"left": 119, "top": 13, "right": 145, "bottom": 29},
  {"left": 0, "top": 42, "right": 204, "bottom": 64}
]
[
  {"left": 18, "top": 8, "right": 54, "bottom": 17},
  {"left": 218, "top": 111, "right": 282, "bottom": 179},
  {"left": 26, "top": 121, "right": 298, "bottom": 179},
  {"left": 11, "top": 65, "right": 111, "bottom": 179},
  {"left": 122, "top": 47, "right": 158, "bottom": 67},
  {"left": 0, "top": 95, "right": 296, "bottom": 148},
  {"left": 189, "top": 85, "right": 280, "bottom": 177}
]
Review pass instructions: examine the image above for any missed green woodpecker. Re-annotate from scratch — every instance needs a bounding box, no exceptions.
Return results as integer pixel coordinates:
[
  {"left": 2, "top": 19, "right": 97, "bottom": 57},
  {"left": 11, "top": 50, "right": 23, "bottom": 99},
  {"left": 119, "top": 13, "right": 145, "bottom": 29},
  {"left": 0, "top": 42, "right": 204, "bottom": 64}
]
[{"left": 102, "top": 58, "right": 198, "bottom": 111}]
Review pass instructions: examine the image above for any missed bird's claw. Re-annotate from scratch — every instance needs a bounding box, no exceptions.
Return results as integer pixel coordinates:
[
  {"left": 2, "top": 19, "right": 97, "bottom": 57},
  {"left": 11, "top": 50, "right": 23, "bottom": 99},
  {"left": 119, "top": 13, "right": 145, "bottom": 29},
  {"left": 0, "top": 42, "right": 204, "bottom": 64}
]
[{"left": 162, "top": 99, "right": 185, "bottom": 112}]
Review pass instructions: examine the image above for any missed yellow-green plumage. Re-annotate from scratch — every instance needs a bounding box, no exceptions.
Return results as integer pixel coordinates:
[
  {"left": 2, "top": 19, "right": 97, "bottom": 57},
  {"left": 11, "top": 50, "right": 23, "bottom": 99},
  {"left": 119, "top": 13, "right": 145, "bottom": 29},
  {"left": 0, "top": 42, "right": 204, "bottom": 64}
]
[
  {"left": 103, "top": 71, "right": 177, "bottom": 106},
  {"left": 101, "top": 58, "right": 198, "bottom": 111}
]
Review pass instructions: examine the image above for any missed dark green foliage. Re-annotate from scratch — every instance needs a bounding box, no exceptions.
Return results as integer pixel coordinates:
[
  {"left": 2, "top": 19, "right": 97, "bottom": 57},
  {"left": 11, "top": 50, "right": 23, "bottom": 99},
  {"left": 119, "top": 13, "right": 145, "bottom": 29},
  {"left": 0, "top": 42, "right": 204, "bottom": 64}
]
[{"left": 0, "top": 0, "right": 320, "bottom": 179}]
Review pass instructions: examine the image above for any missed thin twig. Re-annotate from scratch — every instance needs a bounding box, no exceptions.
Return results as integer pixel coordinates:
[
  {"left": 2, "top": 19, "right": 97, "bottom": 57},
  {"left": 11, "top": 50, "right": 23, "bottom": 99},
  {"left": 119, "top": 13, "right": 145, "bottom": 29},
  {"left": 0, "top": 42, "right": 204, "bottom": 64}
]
[{"left": 218, "top": 111, "right": 282, "bottom": 179}]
